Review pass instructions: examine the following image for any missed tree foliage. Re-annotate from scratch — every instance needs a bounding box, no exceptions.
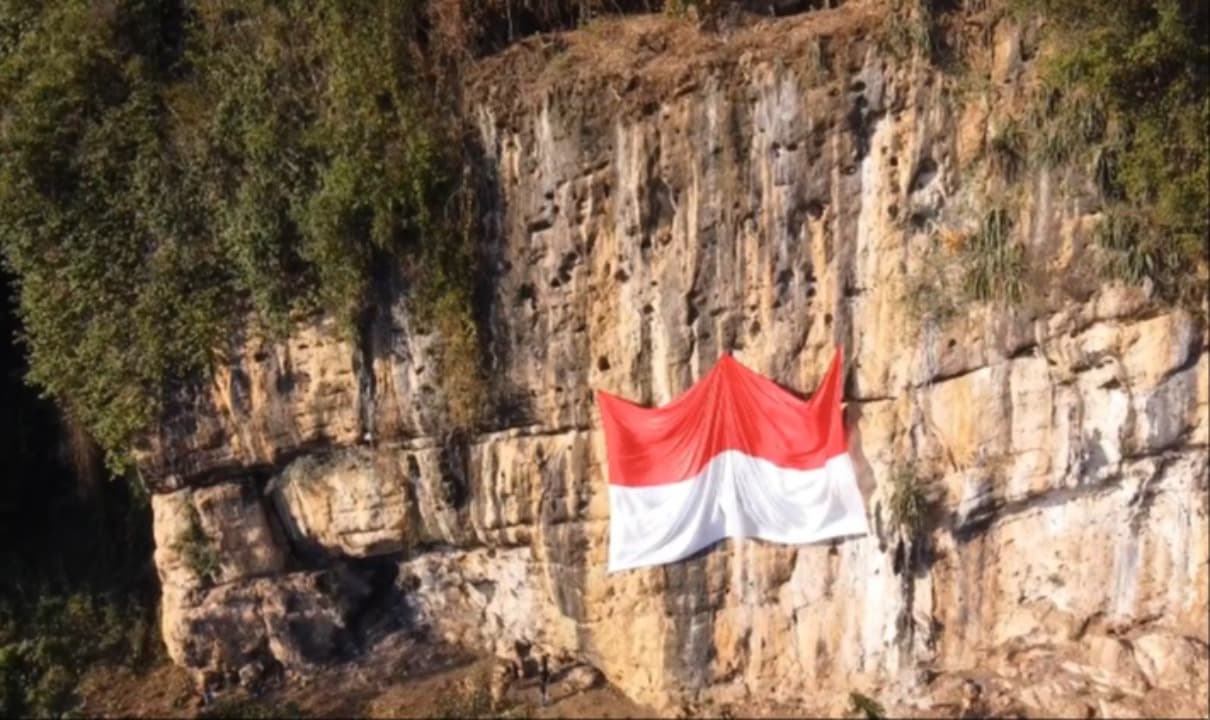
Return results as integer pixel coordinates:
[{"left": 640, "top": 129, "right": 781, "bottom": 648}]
[
  {"left": 0, "top": 0, "right": 474, "bottom": 470},
  {"left": 2, "top": 266, "right": 159, "bottom": 718},
  {"left": 1016, "top": 0, "right": 1209, "bottom": 304}
]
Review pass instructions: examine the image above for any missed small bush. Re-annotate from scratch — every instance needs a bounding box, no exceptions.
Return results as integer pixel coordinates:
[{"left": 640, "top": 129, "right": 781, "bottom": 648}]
[
  {"left": 433, "top": 296, "right": 486, "bottom": 431},
  {"left": 1095, "top": 207, "right": 1204, "bottom": 302},
  {"left": 883, "top": 0, "right": 935, "bottom": 61},
  {"left": 887, "top": 463, "right": 929, "bottom": 539},
  {"left": 1097, "top": 210, "right": 1150, "bottom": 285},
  {"left": 199, "top": 696, "right": 303, "bottom": 719},
  {"left": 962, "top": 208, "right": 1025, "bottom": 305},
  {"left": 173, "top": 505, "right": 220, "bottom": 587},
  {"left": 904, "top": 209, "right": 1028, "bottom": 329},
  {"left": 0, "top": 594, "right": 159, "bottom": 717},
  {"left": 948, "top": 65, "right": 994, "bottom": 105},
  {"left": 904, "top": 233, "right": 963, "bottom": 327},
  {"left": 988, "top": 118, "right": 1027, "bottom": 182},
  {"left": 848, "top": 691, "right": 886, "bottom": 720},
  {"left": 1029, "top": 86, "right": 1108, "bottom": 169}
]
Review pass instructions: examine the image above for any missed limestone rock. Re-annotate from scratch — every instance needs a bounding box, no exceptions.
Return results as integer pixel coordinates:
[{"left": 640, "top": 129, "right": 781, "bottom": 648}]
[
  {"left": 192, "top": 483, "right": 286, "bottom": 583},
  {"left": 137, "top": 320, "right": 365, "bottom": 486},
  {"left": 152, "top": 489, "right": 208, "bottom": 594},
  {"left": 1086, "top": 634, "right": 1149, "bottom": 694},
  {"left": 1131, "top": 632, "right": 1210, "bottom": 693},
  {"left": 140, "top": 7, "right": 1209, "bottom": 717},
  {"left": 992, "top": 19, "right": 1023, "bottom": 85},
  {"left": 270, "top": 447, "right": 410, "bottom": 558},
  {"left": 152, "top": 484, "right": 285, "bottom": 591},
  {"left": 489, "top": 659, "right": 513, "bottom": 710},
  {"left": 165, "top": 569, "right": 370, "bottom": 681},
  {"left": 563, "top": 665, "right": 603, "bottom": 693}
]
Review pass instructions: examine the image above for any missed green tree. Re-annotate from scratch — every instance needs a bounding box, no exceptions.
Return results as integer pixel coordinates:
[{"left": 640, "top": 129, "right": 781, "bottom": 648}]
[{"left": 0, "top": 0, "right": 477, "bottom": 471}]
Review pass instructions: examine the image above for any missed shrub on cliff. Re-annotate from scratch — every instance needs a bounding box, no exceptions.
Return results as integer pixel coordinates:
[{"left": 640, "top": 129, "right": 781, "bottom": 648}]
[
  {"left": 0, "top": 0, "right": 480, "bottom": 471},
  {"left": 1015, "top": 0, "right": 1209, "bottom": 305},
  {"left": 172, "top": 504, "right": 221, "bottom": 587}
]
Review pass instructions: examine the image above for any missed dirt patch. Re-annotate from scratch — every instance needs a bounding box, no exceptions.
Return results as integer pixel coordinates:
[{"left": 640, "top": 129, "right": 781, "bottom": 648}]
[
  {"left": 77, "top": 662, "right": 197, "bottom": 719},
  {"left": 79, "top": 648, "right": 655, "bottom": 719},
  {"left": 357, "top": 657, "right": 656, "bottom": 719},
  {"left": 466, "top": 5, "right": 881, "bottom": 121}
]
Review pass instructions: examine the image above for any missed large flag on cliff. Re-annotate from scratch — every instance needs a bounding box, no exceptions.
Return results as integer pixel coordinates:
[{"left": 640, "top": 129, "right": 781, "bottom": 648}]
[{"left": 596, "top": 347, "right": 869, "bottom": 572}]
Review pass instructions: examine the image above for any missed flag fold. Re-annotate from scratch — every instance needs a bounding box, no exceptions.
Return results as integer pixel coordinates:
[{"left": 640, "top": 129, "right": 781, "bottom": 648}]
[{"left": 596, "top": 347, "right": 869, "bottom": 572}]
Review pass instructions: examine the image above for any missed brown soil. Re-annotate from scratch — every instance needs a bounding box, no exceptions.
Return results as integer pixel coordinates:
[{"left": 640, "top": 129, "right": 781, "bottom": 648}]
[
  {"left": 78, "top": 661, "right": 197, "bottom": 719},
  {"left": 466, "top": 5, "right": 882, "bottom": 120},
  {"left": 78, "top": 654, "right": 656, "bottom": 719},
  {"left": 356, "top": 657, "right": 656, "bottom": 719}
]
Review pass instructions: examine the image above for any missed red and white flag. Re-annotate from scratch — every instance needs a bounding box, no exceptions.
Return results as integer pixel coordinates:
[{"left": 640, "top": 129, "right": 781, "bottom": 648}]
[{"left": 596, "top": 347, "right": 869, "bottom": 572}]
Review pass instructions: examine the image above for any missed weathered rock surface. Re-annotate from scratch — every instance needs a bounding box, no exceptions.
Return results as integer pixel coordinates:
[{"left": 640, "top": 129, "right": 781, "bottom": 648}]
[
  {"left": 152, "top": 484, "right": 285, "bottom": 592},
  {"left": 269, "top": 448, "right": 411, "bottom": 558},
  {"left": 142, "top": 5, "right": 1209, "bottom": 717},
  {"left": 167, "top": 570, "right": 369, "bottom": 684}
]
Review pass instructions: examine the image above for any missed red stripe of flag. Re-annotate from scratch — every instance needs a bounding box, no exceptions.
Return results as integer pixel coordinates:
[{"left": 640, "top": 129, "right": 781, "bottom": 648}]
[{"left": 596, "top": 347, "right": 847, "bottom": 487}]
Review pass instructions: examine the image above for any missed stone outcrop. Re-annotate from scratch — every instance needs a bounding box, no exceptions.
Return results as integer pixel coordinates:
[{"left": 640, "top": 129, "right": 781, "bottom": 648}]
[
  {"left": 151, "top": 484, "right": 373, "bottom": 686},
  {"left": 269, "top": 448, "right": 412, "bottom": 559},
  {"left": 142, "top": 4, "right": 1209, "bottom": 716}
]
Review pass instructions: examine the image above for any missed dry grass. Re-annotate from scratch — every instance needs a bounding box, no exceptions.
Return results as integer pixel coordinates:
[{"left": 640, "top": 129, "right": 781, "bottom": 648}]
[
  {"left": 466, "top": 3, "right": 880, "bottom": 117},
  {"left": 887, "top": 463, "right": 929, "bottom": 538}
]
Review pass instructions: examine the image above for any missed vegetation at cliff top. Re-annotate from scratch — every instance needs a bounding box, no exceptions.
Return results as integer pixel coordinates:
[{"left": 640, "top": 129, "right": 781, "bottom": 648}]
[
  {"left": 0, "top": 0, "right": 478, "bottom": 472},
  {"left": 1015, "top": 0, "right": 1209, "bottom": 305}
]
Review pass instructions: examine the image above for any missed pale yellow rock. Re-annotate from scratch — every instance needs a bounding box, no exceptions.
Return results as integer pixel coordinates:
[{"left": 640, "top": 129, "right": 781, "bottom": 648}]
[
  {"left": 991, "top": 20, "right": 1023, "bottom": 85},
  {"left": 192, "top": 483, "right": 285, "bottom": 583},
  {"left": 1132, "top": 632, "right": 1210, "bottom": 693},
  {"left": 1121, "top": 312, "right": 1200, "bottom": 392},
  {"left": 271, "top": 448, "right": 409, "bottom": 557},
  {"left": 1192, "top": 351, "right": 1210, "bottom": 446},
  {"left": 1086, "top": 634, "right": 1150, "bottom": 694},
  {"left": 152, "top": 489, "right": 205, "bottom": 595}
]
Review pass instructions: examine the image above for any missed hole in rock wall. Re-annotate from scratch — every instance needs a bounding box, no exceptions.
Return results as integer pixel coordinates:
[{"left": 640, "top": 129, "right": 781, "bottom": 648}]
[
  {"left": 491, "top": 388, "right": 535, "bottom": 428},
  {"left": 439, "top": 433, "right": 472, "bottom": 510},
  {"left": 255, "top": 469, "right": 323, "bottom": 569},
  {"left": 517, "top": 283, "right": 536, "bottom": 306},
  {"left": 341, "top": 555, "right": 407, "bottom": 654},
  {"left": 910, "top": 156, "right": 939, "bottom": 192},
  {"left": 229, "top": 367, "right": 252, "bottom": 416},
  {"left": 355, "top": 303, "right": 379, "bottom": 442}
]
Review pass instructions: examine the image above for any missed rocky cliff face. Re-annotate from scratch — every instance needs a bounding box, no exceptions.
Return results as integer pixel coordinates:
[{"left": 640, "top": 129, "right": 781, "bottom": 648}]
[{"left": 143, "top": 5, "right": 1209, "bottom": 717}]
